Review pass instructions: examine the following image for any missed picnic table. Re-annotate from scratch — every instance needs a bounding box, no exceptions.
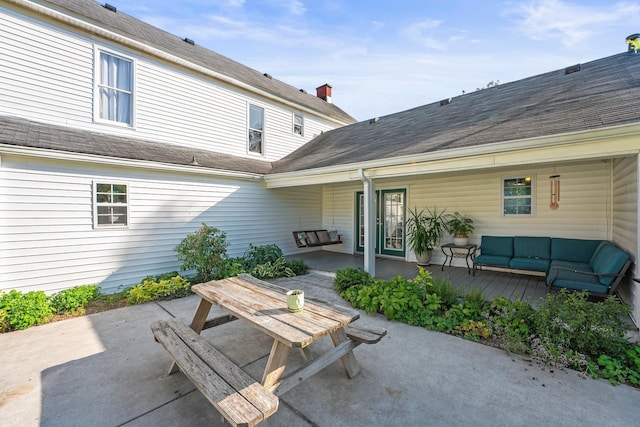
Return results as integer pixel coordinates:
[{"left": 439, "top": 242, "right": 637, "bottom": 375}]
[{"left": 152, "top": 273, "right": 386, "bottom": 426}]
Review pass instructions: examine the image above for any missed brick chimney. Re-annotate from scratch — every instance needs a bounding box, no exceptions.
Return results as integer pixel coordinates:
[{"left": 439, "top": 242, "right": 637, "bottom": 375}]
[{"left": 316, "top": 84, "right": 332, "bottom": 103}]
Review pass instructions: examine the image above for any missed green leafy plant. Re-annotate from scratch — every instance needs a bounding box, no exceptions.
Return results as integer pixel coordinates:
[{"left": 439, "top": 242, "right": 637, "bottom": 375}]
[
  {"left": 126, "top": 274, "right": 191, "bottom": 305},
  {"left": 242, "top": 244, "right": 284, "bottom": 270},
  {"left": 251, "top": 257, "right": 294, "bottom": 279},
  {"left": 174, "top": 224, "right": 230, "bottom": 282},
  {"left": 286, "top": 259, "right": 308, "bottom": 276},
  {"left": 50, "top": 285, "right": 100, "bottom": 315},
  {"left": 406, "top": 207, "right": 450, "bottom": 256},
  {"left": 334, "top": 267, "right": 374, "bottom": 293},
  {"left": 447, "top": 212, "right": 475, "bottom": 238},
  {"left": 0, "top": 290, "right": 53, "bottom": 330}
]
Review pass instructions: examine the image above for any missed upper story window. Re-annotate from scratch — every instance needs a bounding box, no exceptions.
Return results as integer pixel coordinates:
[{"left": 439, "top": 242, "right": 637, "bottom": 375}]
[
  {"left": 293, "top": 113, "right": 304, "bottom": 136},
  {"left": 97, "top": 51, "right": 133, "bottom": 126},
  {"left": 94, "top": 182, "right": 129, "bottom": 227},
  {"left": 248, "top": 104, "right": 264, "bottom": 154},
  {"left": 503, "top": 176, "right": 534, "bottom": 216}
]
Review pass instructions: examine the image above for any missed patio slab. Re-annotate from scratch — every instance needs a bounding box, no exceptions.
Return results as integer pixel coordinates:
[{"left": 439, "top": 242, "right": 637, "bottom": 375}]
[{"left": 1, "top": 272, "right": 639, "bottom": 426}]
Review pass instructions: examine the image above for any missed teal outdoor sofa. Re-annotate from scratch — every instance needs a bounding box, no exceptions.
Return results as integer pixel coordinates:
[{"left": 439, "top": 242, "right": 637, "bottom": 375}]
[{"left": 473, "top": 236, "right": 632, "bottom": 297}]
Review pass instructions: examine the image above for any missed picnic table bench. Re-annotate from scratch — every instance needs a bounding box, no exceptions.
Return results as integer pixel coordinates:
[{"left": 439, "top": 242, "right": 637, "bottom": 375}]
[{"left": 151, "top": 274, "right": 386, "bottom": 425}]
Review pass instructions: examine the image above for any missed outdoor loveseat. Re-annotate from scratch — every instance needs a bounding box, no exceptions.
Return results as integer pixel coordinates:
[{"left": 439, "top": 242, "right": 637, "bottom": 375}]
[{"left": 473, "top": 236, "right": 632, "bottom": 296}]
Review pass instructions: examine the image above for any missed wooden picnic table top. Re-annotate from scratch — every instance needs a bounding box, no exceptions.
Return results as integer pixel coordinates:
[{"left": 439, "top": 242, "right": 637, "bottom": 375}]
[{"left": 192, "top": 274, "right": 360, "bottom": 349}]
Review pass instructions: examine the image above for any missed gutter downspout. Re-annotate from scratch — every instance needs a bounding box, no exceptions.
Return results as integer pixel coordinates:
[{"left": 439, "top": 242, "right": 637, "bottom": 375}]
[{"left": 358, "top": 169, "right": 376, "bottom": 276}]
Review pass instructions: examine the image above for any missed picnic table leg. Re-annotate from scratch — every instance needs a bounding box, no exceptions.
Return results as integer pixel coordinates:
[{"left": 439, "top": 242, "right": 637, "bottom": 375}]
[
  {"left": 262, "top": 339, "right": 291, "bottom": 391},
  {"left": 330, "top": 328, "right": 361, "bottom": 378},
  {"left": 168, "top": 298, "right": 213, "bottom": 374}
]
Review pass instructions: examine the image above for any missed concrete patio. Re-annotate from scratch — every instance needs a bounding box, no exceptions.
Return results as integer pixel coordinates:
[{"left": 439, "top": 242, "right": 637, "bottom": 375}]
[{"left": 1, "top": 271, "right": 639, "bottom": 427}]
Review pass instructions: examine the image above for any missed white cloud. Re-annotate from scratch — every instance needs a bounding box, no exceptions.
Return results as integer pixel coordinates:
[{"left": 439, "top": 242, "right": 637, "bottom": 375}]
[{"left": 505, "top": 0, "right": 640, "bottom": 47}]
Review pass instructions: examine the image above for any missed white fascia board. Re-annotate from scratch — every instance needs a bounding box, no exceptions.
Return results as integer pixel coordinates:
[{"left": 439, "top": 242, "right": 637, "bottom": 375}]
[
  {"left": 265, "top": 122, "right": 640, "bottom": 188},
  {"left": 8, "top": 0, "right": 352, "bottom": 127},
  {"left": 0, "top": 144, "right": 264, "bottom": 180}
]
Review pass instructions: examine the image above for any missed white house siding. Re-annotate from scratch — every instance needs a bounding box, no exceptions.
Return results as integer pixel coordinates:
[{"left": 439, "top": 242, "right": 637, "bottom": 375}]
[
  {"left": 0, "top": 5, "right": 338, "bottom": 162},
  {"left": 611, "top": 155, "right": 638, "bottom": 324},
  {"left": 0, "top": 155, "right": 322, "bottom": 294},
  {"left": 320, "top": 160, "right": 615, "bottom": 267}
]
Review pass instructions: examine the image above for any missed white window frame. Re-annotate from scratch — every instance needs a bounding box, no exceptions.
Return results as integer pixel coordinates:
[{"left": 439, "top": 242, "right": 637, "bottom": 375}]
[
  {"left": 247, "top": 104, "right": 265, "bottom": 155},
  {"left": 293, "top": 112, "right": 304, "bottom": 136},
  {"left": 94, "top": 47, "right": 135, "bottom": 127},
  {"left": 93, "top": 181, "right": 130, "bottom": 228},
  {"left": 502, "top": 175, "right": 535, "bottom": 217}
]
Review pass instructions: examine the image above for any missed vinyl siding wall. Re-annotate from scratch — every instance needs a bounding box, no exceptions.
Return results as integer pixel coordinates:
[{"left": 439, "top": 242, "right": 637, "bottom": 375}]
[
  {"left": 0, "top": 155, "right": 321, "bottom": 294},
  {"left": 320, "top": 160, "right": 617, "bottom": 265},
  {"left": 0, "top": 5, "right": 336, "bottom": 162},
  {"left": 612, "top": 155, "right": 638, "bottom": 323}
]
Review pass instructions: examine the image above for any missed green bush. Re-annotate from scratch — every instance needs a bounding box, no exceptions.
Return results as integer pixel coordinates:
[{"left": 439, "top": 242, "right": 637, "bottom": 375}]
[
  {"left": 50, "top": 285, "right": 100, "bottom": 314},
  {"left": 286, "top": 259, "right": 308, "bottom": 276},
  {"left": 334, "top": 267, "right": 374, "bottom": 293},
  {"left": 242, "top": 244, "right": 283, "bottom": 270},
  {"left": 0, "top": 290, "right": 53, "bottom": 330},
  {"left": 251, "top": 257, "right": 294, "bottom": 279},
  {"left": 174, "top": 224, "right": 230, "bottom": 282},
  {"left": 126, "top": 274, "right": 191, "bottom": 305}
]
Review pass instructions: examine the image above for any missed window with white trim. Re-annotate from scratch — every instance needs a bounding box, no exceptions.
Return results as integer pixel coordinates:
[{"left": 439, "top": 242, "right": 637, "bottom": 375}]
[
  {"left": 502, "top": 176, "right": 534, "bottom": 216},
  {"left": 248, "top": 104, "right": 264, "bottom": 154},
  {"left": 96, "top": 50, "right": 134, "bottom": 126},
  {"left": 293, "top": 112, "right": 304, "bottom": 136},
  {"left": 94, "top": 182, "right": 129, "bottom": 227}
]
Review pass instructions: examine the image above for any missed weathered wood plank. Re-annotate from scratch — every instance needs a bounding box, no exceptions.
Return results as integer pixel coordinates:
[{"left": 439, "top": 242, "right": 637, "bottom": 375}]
[
  {"left": 151, "top": 319, "right": 278, "bottom": 427},
  {"left": 345, "top": 323, "right": 387, "bottom": 344},
  {"left": 261, "top": 339, "right": 291, "bottom": 390},
  {"left": 329, "top": 328, "right": 360, "bottom": 378},
  {"left": 202, "top": 313, "right": 237, "bottom": 330}
]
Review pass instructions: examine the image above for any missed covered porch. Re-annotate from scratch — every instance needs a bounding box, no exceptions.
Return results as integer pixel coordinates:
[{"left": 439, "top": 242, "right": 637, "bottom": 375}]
[{"left": 288, "top": 251, "right": 548, "bottom": 303}]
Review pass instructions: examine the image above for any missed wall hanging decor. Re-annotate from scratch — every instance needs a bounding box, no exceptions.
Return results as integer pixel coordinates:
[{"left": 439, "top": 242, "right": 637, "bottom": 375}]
[{"left": 549, "top": 171, "right": 560, "bottom": 210}]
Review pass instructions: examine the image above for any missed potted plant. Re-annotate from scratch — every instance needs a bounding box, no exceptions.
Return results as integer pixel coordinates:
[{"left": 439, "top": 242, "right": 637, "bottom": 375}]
[
  {"left": 407, "top": 206, "right": 450, "bottom": 265},
  {"left": 448, "top": 212, "right": 474, "bottom": 246}
]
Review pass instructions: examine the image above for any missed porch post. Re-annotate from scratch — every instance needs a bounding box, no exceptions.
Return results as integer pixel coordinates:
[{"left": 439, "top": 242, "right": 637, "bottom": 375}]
[{"left": 359, "top": 169, "right": 376, "bottom": 276}]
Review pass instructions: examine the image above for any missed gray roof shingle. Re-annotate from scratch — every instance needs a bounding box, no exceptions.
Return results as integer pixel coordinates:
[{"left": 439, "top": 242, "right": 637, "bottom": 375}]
[
  {"left": 0, "top": 116, "right": 273, "bottom": 174},
  {"left": 40, "top": 0, "right": 354, "bottom": 124},
  {"left": 272, "top": 52, "right": 640, "bottom": 173}
]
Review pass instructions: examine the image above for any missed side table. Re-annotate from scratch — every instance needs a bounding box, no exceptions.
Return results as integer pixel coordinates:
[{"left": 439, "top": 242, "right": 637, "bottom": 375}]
[{"left": 441, "top": 243, "right": 477, "bottom": 274}]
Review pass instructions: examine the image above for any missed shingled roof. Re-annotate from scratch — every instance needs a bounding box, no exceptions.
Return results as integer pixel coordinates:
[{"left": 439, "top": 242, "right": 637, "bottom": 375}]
[
  {"left": 272, "top": 52, "right": 640, "bottom": 173},
  {"left": 40, "top": 0, "right": 354, "bottom": 124},
  {"left": 0, "top": 115, "right": 272, "bottom": 175}
]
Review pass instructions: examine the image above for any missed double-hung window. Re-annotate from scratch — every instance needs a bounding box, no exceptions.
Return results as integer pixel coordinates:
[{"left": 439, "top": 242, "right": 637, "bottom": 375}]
[
  {"left": 503, "top": 176, "right": 534, "bottom": 216},
  {"left": 97, "top": 51, "right": 133, "bottom": 126},
  {"left": 248, "top": 104, "right": 264, "bottom": 154},
  {"left": 94, "top": 182, "right": 129, "bottom": 227},
  {"left": 293, "top": 113, "right": 304, "bottom": 136}
]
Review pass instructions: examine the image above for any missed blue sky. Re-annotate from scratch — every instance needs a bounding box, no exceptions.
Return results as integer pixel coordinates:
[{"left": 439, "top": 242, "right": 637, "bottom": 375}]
[{"left": 119, "top": 0, "right": 640, "bottom": 121}]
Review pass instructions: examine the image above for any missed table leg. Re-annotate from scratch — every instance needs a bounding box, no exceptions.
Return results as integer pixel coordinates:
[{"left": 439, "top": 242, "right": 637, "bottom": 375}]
[
  {"left": 168, "top": 298, "right": 213, "bottom": 374},
  {"left": 262, "top": 339, "right": 291, "bottom": 390},
  {"left": 329, "top": 328, "right": 360, "bottom": 378}
]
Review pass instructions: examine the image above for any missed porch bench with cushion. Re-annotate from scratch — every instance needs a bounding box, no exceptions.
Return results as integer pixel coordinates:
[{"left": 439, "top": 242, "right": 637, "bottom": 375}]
[
  {"left": 473, "top": 235, "right": 632, "bottom": 296},
  {"left": 293, "top": 230, "right": 342, "bottom": 248}
]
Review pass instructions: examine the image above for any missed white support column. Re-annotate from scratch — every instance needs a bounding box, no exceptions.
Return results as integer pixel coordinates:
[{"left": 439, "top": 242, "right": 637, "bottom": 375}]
[{"left": 359, "top": 169, "right": 376, "bottom": 276}]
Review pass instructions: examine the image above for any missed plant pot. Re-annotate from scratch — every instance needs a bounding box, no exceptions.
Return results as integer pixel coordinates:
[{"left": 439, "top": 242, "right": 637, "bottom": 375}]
[
  {"left": 286, "top": 290, "right": 305, "bottom": 312},
  {"left": 416, "top": 250, "right": 433, "bottom": 266},
  {"left": 453, "top": 236, "right": 469, "bottom": 246}
]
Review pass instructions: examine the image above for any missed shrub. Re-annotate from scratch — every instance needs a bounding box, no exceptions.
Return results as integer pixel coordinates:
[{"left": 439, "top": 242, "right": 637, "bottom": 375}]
[
  {"left": 126, "top": 274, "right": 191, "bottom": 305},
  {"left": 334, "top": 267, "right": 374, "bottom": 293},
  {"left": 251, "top": 257, "right": 294, "bottom": 279},
  {"left": 428, "top": 276, "right": 459, "bottom": 307},
  {"left": 174, "top": 224, "right": 230, "bottom": 282},
  {"left": 286, "top": 259, "right": 308, "bottom": 276},
  {"left": 0, "top": 290, "right": 53, "bottom": 330},
  {"left": 242, "top": 244, "right": 283, "bottom": 270},
  {"left": 50, "top": 285, "right": 100, "bottom": 315}
]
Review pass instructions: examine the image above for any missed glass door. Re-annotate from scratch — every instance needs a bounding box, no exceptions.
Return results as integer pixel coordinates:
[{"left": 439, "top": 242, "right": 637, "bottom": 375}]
[{"left": 356, "top": 189, "right": 406, "bottom": 257}]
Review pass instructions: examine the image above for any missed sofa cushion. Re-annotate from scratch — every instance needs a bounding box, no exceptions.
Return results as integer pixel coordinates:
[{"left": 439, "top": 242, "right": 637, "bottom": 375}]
[
  {"left": 509, "top": 257, "right": 550, "bottom": 272},
  {"left": 547, "top": 271, "right": 607, "bottom": 294},
  {"left": 589, "top": 244, "right": 630, "bottom": 286},
  {"left": 474, "top": 254, "right": 511, "bottom": 268},
  {"left": 551, "top": 238, "right": 603, "bottom": 263},
  {"left": 513, "top": 236, "right": 550, "bottom": 259},
  {"left": 549, "top": 260, "right": 591, "bottom": 272},
  {"left": 479, "top": 236, "right": 513, "bottom": 257}
]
